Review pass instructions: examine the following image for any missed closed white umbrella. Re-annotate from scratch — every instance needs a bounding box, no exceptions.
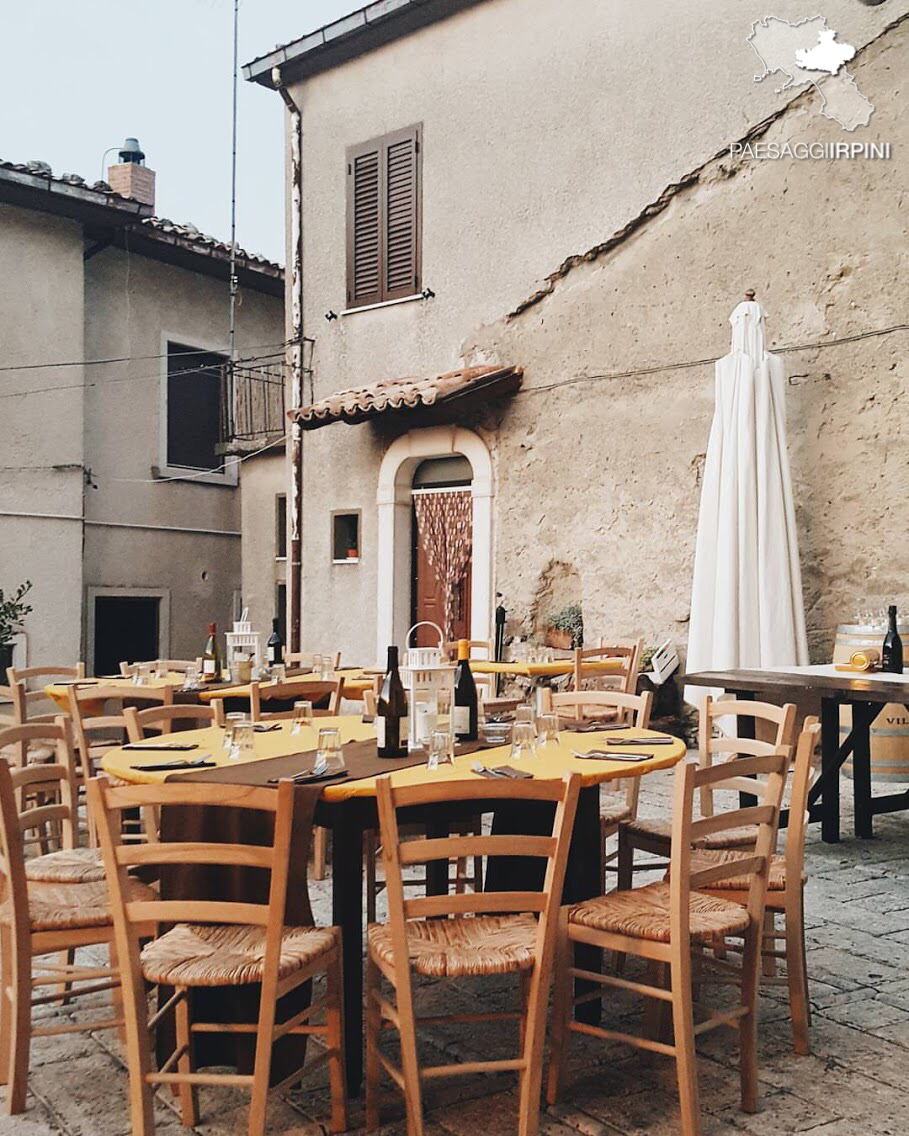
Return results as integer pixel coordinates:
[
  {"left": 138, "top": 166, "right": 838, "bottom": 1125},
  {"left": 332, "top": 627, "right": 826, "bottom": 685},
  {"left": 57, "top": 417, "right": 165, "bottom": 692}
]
[{"left": 685, "top": 292, "right": 809, "bottom": 707}]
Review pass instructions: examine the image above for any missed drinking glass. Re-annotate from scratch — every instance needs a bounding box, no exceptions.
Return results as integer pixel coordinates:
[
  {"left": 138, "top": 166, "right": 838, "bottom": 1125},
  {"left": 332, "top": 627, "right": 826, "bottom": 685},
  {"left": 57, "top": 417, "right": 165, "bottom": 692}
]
[
  {"left": 313, "top": 727, "right": 344, "bottom": 775},
  {"left": 320, "top": 655, "right": 334, "bottom": 681},
  {"left": 182, "top": 664, "right": 200, "bottom": 692},
  {"left": 136, "top": 661, "right": 154, "bottom": 685},
  {"left": 291, "top": 700, "right": 313, "bottom": 736},
  {"left": 427, "top": 727, "right": 455, "bottom": 771},
  {"left": 228, "top": 720, "right": 255, "bottom": 762},
  {"left": 436, "top": 688, "right": 453, "bottom": 730},
  {"left": 537, "top": 712, "right": 560, "bottom": 748},
  {"left": 510, "top": 721, "right": 538, "bottom": 761},
  {"left": 223, "top": 711, "right": 246, "bottom": 750},
  {"left": 311, "top": 654, "right": 323, "bottom": 676},
  {"left": 515, "top": 705, "right": 535, "bottom": 726},
  {"left": 270, "top": 663, "right": 286, "bottom": 685},
  {"left": 154, "top": 659, "right": 168, "bottom": 680}
]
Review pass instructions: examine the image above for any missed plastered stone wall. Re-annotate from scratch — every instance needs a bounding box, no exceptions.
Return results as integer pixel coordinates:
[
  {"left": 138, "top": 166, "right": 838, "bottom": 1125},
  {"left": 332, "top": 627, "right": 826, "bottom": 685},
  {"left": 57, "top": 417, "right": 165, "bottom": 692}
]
[{"left": 467, "top": 20, "right": 908, "bottom": 662}]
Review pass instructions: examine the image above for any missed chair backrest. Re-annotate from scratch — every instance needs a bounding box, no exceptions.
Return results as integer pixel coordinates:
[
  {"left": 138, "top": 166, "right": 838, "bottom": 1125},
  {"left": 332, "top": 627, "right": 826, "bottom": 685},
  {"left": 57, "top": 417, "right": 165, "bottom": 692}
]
[
  {"left": 698, "top": 697, "right": 797, "bottom": 817},
  {"left": 444, "top": 639, "right": 493, "bottom": 660},
  {"left": 375, "top": 772, "right": 580, "bottom": 978},
  {"left": 7, "top": 663, "right": 85, "bottom": 721},
  {"left": 0, "top": 720, "right": 80, "bottom": 863},
  {"left": 121, "top": 659, "right": 200, "bottom": 676},
  {"left": 124, "top": 703, "right": 216, "bottom": 743},
  {"left": 68, "top": 684, "right": 173, "bottom": 771},
  {"left": 88, "top": 778, "right": 298, "bottom": 984},
  {"left": 249, "top": 678, "right": 344, "bottom": 721},
  {"left": 363, "top": 688, "right": 377, "bottom": 717},
  {"left": 573, "top": 638, "right": 643, "bottom": 694},
  {"left": 783, "top": 718, "right": 820, "bottom": 880},
  {"left": 671, "top": 749, "right": 790, "bottom": 934},
  {"left": 284, "top": 651, "right": 342, "bottom": 672}
]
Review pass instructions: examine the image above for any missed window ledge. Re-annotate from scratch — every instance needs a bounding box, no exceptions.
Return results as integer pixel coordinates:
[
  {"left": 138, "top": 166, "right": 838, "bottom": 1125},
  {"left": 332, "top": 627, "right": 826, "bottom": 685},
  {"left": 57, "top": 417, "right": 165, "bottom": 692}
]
[
  {"left": 332, "top": 557, "right": 360, "bottom": 565},
  {"left": 339, "top": 291, "right": 431, "bottom": 318}
]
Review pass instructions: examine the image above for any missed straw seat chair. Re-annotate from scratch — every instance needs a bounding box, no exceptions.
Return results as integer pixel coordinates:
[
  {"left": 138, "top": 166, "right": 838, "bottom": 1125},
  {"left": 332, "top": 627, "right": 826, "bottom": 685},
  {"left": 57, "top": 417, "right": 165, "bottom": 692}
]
[
  {"left": 546, "top": 747, "right": 790, "bottom": 1136},
  {"left": 685, "top": 718, "right": 819, "bottom": 1055},
  {"left": 124, "top": 703, "right": 217, "bottom": 743},
  {"left": 1, "top": 680, "right": 64, "bottom": 766},
  {"left": 68, "top": 684, "right": 174, "bottom": 779},
  {"left": 0, "top": 742, "right": 157, "bottom": 1114},
  {"left": 366, "top": 772, "right": 580, "bottom": 1136},
  {"left": 618, "top": 698, "right": 797, "bottom": 888},
  {"left": 87, "top": 777, "right": 347, "bottom": 1136},
  {"left": 541, "top": 688, "right": 653, "bottom": 890}
]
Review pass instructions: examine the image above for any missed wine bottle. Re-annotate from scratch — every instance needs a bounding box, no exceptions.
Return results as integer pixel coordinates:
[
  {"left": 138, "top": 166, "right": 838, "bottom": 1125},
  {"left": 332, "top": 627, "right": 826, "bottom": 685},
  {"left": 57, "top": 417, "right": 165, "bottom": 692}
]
[
  {"left": 376, "top": 645, "right": 407, "bottom": 758},
  {"left": 453, "top": 639, "right": 478, "bottom": 742},
  {"left": 266, "top": 617, "right": 284, "bottom": 666},
  {"left": 201, "top": 623, "right": 223, "bottom": 682},
  {"left": 882, "top": 605, "right": 904, "bottom": 674}
]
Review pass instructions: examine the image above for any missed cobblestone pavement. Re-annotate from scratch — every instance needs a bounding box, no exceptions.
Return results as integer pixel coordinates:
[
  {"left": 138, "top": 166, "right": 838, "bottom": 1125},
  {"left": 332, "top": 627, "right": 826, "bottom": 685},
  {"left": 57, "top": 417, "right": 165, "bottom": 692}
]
[{"left": 8, "top": 766, "right": 909, "bottom": 1136}]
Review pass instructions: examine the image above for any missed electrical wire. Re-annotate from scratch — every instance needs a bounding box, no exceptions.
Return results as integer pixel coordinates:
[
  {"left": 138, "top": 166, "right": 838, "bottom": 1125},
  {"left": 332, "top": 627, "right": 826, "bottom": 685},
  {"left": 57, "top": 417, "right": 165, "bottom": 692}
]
[
  {"left": 111, "top": 434, "right": 287, "bottom": 485},
  {"left": 0, "top": 340, "right": 293, "bottom": 373}
]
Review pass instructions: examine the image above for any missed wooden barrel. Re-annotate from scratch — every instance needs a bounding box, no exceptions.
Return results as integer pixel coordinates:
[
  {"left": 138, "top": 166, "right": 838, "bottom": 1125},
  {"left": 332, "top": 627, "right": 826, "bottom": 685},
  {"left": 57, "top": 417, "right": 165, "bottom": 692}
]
[{"left": 835, "top": 622, "right": 909, "bottom": 783}]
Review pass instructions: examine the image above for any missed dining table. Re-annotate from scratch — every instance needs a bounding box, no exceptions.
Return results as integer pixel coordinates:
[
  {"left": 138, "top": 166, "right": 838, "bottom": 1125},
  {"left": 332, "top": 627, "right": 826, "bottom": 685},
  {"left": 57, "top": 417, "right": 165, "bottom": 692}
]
[
  {"left": 101, "top": 716, "right": 685, "bottom": 1093},
  {"left": 685, "top": 666, "right": 909, "bottom": 843}
]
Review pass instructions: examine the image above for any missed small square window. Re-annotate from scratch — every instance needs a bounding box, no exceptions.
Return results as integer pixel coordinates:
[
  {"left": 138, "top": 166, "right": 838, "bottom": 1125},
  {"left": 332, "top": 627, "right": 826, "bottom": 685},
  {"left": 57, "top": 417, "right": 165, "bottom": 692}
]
[{"left": 332, "top": 512, "right": 360, "bottom": 563}]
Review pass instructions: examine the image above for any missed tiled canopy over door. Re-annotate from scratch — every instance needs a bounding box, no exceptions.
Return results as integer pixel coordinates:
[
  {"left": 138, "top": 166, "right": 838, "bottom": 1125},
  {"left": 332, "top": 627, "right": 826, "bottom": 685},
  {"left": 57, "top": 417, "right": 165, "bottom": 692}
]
[{"left": 346, "top": 125, "right": 421, "bottom": 309}]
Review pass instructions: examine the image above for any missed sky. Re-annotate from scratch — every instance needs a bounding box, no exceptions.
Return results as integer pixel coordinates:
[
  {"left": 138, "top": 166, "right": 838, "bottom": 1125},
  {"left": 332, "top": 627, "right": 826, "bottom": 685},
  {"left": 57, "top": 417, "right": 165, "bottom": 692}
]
[{"left": 0, "top": 0, "right": 361, "bottom": 264}]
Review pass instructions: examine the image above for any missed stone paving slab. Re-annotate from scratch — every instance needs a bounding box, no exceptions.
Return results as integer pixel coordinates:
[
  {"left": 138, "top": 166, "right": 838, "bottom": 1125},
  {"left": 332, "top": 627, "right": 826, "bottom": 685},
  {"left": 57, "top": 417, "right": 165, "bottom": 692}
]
[{"left": 9, "top": 766, "right": 909, "bottom": 1134}]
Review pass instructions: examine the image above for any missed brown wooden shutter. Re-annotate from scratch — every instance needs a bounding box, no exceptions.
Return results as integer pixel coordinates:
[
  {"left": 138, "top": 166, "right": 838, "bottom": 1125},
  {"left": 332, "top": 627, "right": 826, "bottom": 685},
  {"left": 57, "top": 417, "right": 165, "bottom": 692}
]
[
  {"left": 347, "top": 143, "right": 381, "bottom": 307},
  {"left": 346, "top": 125, "right": 421, "bottom": 309}
]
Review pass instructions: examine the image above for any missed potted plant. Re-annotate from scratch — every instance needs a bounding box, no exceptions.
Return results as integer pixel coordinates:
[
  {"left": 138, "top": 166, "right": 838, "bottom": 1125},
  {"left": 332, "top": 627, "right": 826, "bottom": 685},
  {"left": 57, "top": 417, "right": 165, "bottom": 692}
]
[
  {"left": 0, "top": 580, "right": 32, "bottom": 676},
  {"left": 544, "top": 604, "right": 583, "bottom": 650}
]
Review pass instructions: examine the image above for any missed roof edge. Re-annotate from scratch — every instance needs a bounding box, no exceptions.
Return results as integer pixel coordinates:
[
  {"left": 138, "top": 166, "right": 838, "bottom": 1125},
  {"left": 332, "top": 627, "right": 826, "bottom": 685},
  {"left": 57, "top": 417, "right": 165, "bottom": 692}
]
[{"left": 245, "top": 0, "right": 486, "bottom": 87}]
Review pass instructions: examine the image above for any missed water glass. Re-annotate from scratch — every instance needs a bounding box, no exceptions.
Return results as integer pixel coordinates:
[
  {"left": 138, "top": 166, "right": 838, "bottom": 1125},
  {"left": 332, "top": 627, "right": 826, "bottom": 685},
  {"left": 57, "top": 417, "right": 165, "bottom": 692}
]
[
  {"left": 313, "top": 727, "right": 344, "bottom": 775},
  {"left": 135, "top": 661, "right": 154, "bottom": 685},
  {"left": 182, "top": 664, "right": 200, "bottom": 691},
  {"left": 270, "top": 663, "right": 287, "bottom": 685},
  {"left": 537, "top": 712, "right": 560, "bottom": 748},
  {"left": 154, "top": 659, "right": 168, "bottom": 680},
  {"left": 291, "top": 700, "right": 313, "bottom": 735},
  {"left": 515, "top": 705, "right": 535, "bottom": 726},
  {"left": 223, "top": 711, "right": 246, "bottom": 750},
  {"left": 228, "top": 720, "right": 255, "bottom": 762},
  {"left": 511, "top": 721, "right": 538, "bottom": 761},
  {"left": 427, "top": 727, "right": 455, "bottom": 771},
  {"left": 310, "top": 654, "right": 323, "bottom": 676},
  {"left": 436, "top": 688, "right": 453, "bottom": 730},
  {"left": 319, "top": 655, "right": 334, "bottom": 681}
]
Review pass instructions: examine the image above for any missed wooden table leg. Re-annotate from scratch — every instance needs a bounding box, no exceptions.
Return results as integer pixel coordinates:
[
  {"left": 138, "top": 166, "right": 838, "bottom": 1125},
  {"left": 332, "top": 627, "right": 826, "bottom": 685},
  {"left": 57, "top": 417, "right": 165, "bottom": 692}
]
[
  {"left": 331, "top": 807, "right": 364, "bottom": 1095},
  {"left": 820, "top": 698, "right": 841, "bottom": 844},
  {"left": 852, "top": 702, "right": 877, "bottom": 840},
  {"left": 566, "top": 786, "right": 602, "bottom": 1026}
]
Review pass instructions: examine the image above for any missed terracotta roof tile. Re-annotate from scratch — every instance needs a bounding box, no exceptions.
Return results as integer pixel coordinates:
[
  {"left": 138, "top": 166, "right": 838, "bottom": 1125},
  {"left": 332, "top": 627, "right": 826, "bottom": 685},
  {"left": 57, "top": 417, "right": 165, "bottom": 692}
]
[{"left": 291, "top": 365, "right": 522, "bottom": 429}]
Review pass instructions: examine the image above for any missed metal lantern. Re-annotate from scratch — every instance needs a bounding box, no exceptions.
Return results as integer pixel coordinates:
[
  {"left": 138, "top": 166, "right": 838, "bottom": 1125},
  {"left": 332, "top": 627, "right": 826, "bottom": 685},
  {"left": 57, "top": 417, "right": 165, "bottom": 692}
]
[{"left": 402, "top": 622, "right": 455, "bottom": 750}]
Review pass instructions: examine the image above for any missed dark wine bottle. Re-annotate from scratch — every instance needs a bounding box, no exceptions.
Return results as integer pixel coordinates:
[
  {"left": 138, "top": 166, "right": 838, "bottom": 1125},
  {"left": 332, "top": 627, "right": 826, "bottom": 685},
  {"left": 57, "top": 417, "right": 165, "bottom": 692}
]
[
  {"left": 201, "top": 623, "right": 223, "bottom": 682},
  {"left": 377, "top": 645, "right": 407, "bottom": 758},
  {"left": 266, "top": 617, "right": 284, "bottom": 666},
  {"left": 453, "top": 639, "right": 478, "bottom": 742},
  {"left": 882, "top": 605, "right": 904, "bottom": 674}
]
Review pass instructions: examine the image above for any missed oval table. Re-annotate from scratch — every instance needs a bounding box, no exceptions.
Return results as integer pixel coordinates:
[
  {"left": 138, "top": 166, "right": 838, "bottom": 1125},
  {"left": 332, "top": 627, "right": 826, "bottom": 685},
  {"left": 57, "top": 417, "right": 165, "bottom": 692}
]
[{"left": 102, "top": 717, "right": 686, "bottom": 1093}]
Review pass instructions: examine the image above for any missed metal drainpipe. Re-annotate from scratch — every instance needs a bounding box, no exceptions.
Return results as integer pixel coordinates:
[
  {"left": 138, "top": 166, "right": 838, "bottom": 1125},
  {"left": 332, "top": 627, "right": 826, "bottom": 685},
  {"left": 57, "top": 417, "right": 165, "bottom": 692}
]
[{"left": 273, "top": 67, "right": 304, "bottom": 653}]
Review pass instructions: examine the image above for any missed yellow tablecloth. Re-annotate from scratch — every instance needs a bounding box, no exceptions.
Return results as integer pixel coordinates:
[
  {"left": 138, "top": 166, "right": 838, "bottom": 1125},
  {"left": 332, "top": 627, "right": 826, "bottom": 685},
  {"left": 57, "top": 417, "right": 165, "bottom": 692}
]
[
  {"left": 44, "top": 673, "right": 188, "bottom": 710},
  {"left": 469, "top": 659, "right": 622, "bottom": 679},
  {"left": 100, "top": 716, "right": 686, "bottom": 798},
  {"left": 196, "top": 670, "right": 374, "bottom": 703}
]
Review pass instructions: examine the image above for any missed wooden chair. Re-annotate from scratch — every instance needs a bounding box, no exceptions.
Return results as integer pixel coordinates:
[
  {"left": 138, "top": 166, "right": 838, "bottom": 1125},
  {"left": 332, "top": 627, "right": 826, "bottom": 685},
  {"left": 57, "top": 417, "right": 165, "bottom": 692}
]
[
  {"left": 541, "top": 688, "right": 653, "bottom": 890},
  {"left": 249, "top": 678, "right": 344, "bottom": 722},
  {"left": 121, "top": 659, "right": 199, "bottom": 676},
  {"left": 284, "top": 651, "right": 342, "bottom": 672},
  {"left": 87, "top": 777, "right": 347, "bottom": 1136},
  {"left": 572, "top": 639, "right": 643, "bottom": 697},
  {"left": 445, "top": 638, "right": 495, "bottom": 698},
  {"left": 690, "top": 719, "right": 820, "bottom": 1055},
  {"left": 366, "top": 772, "right": 580, "bottom": 1136},
  {"left": 546, "top": 748, "right": 790, "bottom": 1136},
  {"left": 618, "top": 698, "right": 797, "bottom": 889},
  {"left": 0, "top": 747, "right": 157, "bottom": 1114},
  {"left": 5, "top": 666, "right": 85, "bottom": 761},
  {"left": 124, "top": 704, "right": 216, "bottom": 744}
]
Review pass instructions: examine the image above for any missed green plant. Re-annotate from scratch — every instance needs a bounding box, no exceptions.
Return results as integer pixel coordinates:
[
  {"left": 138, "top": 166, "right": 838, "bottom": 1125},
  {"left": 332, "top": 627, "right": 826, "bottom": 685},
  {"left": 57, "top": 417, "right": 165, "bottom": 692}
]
[
  {"left": 548, "top": 604, "right": 584, "bottom": 648},
  {"left": 0, "top": 580, "right": 32, "bottom": 646}
]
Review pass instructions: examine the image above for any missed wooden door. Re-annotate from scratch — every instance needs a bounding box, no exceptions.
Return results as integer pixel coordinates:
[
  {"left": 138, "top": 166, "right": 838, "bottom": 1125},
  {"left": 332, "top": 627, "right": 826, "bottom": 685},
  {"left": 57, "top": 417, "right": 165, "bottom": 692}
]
[{"left": 412, "top": 511, "right": 471, "bottom": 647}]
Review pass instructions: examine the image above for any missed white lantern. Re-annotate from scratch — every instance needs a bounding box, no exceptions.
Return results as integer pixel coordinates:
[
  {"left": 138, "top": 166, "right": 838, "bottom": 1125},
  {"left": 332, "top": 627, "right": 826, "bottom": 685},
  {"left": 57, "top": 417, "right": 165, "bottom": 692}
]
[
  {"left": 402, "top": 622, "right": 455, "bottom": 750},
  {"left": 225, "top": 609, "right": 263, "bottom": 676}
]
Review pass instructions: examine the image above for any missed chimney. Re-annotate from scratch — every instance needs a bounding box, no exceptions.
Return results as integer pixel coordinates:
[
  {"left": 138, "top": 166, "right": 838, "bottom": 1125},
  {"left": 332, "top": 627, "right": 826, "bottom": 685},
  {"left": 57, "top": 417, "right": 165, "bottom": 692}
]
[{"left": 107, "top": 137, "right": 155, "bottom": 209}]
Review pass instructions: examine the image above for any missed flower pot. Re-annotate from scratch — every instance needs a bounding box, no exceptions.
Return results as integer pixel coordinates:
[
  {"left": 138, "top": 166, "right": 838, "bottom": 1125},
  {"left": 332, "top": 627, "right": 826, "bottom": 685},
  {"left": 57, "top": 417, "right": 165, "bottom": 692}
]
[
  {"left": 544, "top": 629, "right": 573, "bottom": 651},
  {"left": 0, "top": 642, "right": 12, "bottom": 679}
]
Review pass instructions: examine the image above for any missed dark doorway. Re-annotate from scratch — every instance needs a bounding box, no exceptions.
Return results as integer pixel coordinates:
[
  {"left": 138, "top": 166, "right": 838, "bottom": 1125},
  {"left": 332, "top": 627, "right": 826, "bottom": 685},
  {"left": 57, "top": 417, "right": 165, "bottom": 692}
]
[{"left": 94, "top": 596, "right": 160, "bottom": 675}]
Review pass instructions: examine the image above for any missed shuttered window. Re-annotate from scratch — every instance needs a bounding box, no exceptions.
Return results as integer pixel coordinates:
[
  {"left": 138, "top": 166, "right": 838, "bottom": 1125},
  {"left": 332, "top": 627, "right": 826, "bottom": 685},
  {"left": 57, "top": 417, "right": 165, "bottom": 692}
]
[{"left": 346, "top": 125, "right": 422, "bottom": 309}]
